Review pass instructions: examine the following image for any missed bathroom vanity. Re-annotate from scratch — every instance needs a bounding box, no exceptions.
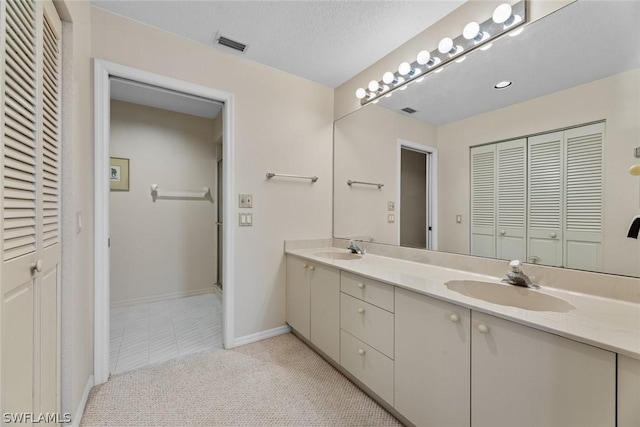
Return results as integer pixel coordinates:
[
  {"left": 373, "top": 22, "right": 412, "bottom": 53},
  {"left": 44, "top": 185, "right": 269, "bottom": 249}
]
[{"left": 285, "top": 245, "right": 639, "bottom": 427}]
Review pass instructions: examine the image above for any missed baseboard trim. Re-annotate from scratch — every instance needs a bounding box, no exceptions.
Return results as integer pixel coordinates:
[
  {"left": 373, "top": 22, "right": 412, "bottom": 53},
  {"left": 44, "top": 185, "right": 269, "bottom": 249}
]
[
  {"left": 232, "top": 325, "right": 291, "bottom": 348},
  {"left": 110, "top": 288, "right": 215, "bottom": 308},
  {"left": 69, "top": 374, "right": 94, "bottom": 427}
]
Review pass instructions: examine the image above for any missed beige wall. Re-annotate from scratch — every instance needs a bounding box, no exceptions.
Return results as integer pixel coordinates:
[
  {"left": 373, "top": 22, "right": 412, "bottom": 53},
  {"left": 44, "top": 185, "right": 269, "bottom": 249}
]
[
  {"left": 334, "top": 105, "right": 435, "bottom": 245},
  {"left": 56, "top": 0, "right": 94, "bottom": 422},
  {"left": 92, "top": 7, "right": 334, "bottom": 338},
  {"left": 437, "top": 68, "right": 640, "bottom": 277},
  {"left": 109, "top": 101, "right": 218, "bottom": 305}
]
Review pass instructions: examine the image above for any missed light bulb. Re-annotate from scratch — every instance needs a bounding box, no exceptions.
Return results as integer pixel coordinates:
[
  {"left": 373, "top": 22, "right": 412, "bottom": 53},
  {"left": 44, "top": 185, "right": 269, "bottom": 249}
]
[
  {"left": 355, "top": 88, "right": 367, "bottom": 99},
  {"left": 368, "top": 80, "right": 379, "bottom": 92},
  {"left": 493, "top": 3, "right": 513, "bottom": 24},
  {"left": 438, "top": 37, "right": 454, "bottom": 54},
  {"left": 416, "top": 50, "right": 431, "bottom": 65},
  {"left": 463, "top": 22, "right": 480, "bottom": 40},
  {"left": 398, "top": 62, "right": 411, "bottom": 76},
  {"left": 383, "top": 71, "right": 395, "bottom": 85},
  {"left": 382, "top": 84, "right": 390, "bottom": 92}
]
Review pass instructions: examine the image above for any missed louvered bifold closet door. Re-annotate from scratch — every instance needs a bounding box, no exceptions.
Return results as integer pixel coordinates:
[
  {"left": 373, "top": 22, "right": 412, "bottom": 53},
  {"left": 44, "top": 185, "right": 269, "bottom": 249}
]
[
  {"left": 496, "top": 139, "right": 526, "bottom": 261},
  {"left": 1, "top": 0, "right": 38, "bottom": 418},
  {"left": 527, "top": 131, "right": 564, "bottom": 267},
  {"left": 563, "top": 123, "right": 604, "bottom": 272},
  {"left": 37, "top": 1, "right": 62, "bottom": 419},
  {"left": 470, "top": 145, "right": 496, "bottom": 258}
]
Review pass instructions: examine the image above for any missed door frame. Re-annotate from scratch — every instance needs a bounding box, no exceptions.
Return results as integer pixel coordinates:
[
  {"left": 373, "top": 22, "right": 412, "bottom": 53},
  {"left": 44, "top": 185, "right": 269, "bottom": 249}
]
[
  {"left": 93, "top": 59, "right": 235, "bottom": 385},
  {"left": 397, "top": 140, "right": 438, "bottom": 250}
]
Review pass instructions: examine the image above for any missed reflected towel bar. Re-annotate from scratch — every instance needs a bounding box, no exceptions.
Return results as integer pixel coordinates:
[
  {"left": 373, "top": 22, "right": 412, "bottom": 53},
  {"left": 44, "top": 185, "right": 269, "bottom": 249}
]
[
  {"left": 150, "top": 184, "right": 211, "bottom": 201},
  {"left": 266, "top": 172, "right": 318, "bottom": 183},
  {"left": 347, "top": 180, "right": 384, "bottom": 189}
]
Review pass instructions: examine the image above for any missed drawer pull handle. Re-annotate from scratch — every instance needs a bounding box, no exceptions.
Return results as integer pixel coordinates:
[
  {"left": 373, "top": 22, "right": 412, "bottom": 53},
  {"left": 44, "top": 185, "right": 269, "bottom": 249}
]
[
  {"left": 308, "top": 265, "right": 315, "bottom": 271},
  {"left": 357, "top": 307, "right": 365, "bottom": 314},
  {"left": 357, "top": 349, "right": 365, "bottom": 356},
  {"left": 358, "top": 282, "right": 365, "bottom": 289},
  {"left": 449, "top": 313, "right": 460, "bottom": 323},
  {"left": 303, "top": 263, "right": 308, "bottom": 269},
  {"left": 477, "top": 323, "right": 490, "bottom": 334}
]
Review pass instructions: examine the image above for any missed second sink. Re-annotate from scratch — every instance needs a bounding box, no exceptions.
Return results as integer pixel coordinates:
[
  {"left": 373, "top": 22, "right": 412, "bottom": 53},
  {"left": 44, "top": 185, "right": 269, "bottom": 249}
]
[{"left": 445, "top": 280, "right": 575, "bottom": 313}]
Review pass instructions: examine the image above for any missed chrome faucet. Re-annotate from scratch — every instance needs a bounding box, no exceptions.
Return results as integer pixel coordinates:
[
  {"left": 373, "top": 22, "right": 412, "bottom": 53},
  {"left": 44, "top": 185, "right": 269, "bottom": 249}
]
[
  {"left": 502, "top": 260, "right": 539, "bottom": 289},
  {"left": 347, "top": 240, "right": 364, "bottom": 255}
]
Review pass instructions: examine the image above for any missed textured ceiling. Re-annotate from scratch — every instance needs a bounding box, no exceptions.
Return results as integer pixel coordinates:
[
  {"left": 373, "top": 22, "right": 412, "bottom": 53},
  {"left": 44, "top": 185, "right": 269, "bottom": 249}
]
[
  {"left": 377, "top": 0, "right": 640, "bottom": 125},
  {"left": 91, "top": 0, "right": 465, "bottom": 88}
]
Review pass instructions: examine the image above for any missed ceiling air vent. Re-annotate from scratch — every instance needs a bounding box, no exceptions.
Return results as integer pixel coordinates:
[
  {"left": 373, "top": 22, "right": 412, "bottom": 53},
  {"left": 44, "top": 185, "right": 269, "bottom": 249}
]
[
  {"left": 401, "top": 107, "right": 417, "bottom": 114},
  {"left": 215, "top": 33, "right": 247, "bottom": 53}
]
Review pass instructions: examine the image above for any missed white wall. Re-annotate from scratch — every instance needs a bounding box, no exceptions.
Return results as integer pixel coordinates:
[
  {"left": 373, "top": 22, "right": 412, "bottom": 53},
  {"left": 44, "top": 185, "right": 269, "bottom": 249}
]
[
  {"left": 92, "top": 7, "right": 334, "bottom": 339},
  {"left": 334, "top": 105, "right": 436, "bottom": 245},
  {"left": 437, "top": 68, "right": 640, "bottom": 277},
  {"left": 109, "top": 100, "right": 217, "bottom": 305}
]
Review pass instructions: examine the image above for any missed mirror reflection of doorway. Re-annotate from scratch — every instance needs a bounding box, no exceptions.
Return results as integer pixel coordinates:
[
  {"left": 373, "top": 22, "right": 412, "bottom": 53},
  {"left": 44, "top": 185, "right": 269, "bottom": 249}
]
[{"left": 400, "top": 144, "right": 435, "bottom": 249}]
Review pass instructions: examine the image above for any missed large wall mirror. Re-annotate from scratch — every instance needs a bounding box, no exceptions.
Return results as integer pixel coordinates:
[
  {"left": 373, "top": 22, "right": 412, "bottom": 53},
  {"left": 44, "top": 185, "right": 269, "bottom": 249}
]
[{"left": 334, "top": 1, "right": 640, "bottom": 277}]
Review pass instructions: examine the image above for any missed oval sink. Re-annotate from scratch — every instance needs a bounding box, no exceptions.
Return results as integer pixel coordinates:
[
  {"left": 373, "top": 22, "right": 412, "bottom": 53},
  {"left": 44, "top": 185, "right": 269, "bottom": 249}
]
[
  {"left": 445, "top": 280, "right": 575, "bottom": 313},
  {"left": 313, "top": 251, "right": 362, "bottom": 261}
]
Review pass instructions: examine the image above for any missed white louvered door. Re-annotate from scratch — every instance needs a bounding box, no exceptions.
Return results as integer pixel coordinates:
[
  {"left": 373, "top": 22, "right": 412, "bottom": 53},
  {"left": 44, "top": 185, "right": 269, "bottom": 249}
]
[
  {"left": 496, "top": 139, "right": 526, "bottom": 261},
  {"left": 471, "top": 145, "right": 496, "bottom": 258},
  {"left": 1, "top": 0, "right": 61, "bottom": 421},
  {"left": 527, "top": 131, "right": 564, "bottom": 267},
  {"left": 563, "top": 123, "right": 604, "bottom": 272}
]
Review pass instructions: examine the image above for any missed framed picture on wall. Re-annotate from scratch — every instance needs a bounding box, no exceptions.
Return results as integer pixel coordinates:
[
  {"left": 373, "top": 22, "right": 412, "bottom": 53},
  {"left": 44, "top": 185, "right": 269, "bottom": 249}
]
[{"left": 110, "top": 157, "right": 130, "bottom": 191}]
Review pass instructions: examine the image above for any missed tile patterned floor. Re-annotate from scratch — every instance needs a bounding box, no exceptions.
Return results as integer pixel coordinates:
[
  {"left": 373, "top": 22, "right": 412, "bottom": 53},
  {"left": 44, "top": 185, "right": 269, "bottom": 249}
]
[{"left": 110, "top": 293, "right": 222, "bottom": 375}]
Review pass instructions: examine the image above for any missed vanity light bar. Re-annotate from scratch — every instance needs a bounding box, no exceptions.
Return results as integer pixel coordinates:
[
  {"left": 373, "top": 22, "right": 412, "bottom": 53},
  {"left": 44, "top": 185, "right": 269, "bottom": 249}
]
[{"left": 356, "top": 1, "right": 527, "bottom": 105}]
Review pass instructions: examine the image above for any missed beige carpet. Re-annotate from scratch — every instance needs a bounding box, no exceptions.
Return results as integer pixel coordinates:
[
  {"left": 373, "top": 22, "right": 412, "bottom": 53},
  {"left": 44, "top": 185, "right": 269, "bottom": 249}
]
[{"left": 81, "top": 333, "right": 403, "bottom": 426}]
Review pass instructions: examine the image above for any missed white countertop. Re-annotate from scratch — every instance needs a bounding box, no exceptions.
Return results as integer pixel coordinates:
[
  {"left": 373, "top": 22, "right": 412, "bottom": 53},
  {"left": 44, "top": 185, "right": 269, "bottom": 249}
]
[{"left": 286, "top": 247, "right": 640, "bottom": 359}]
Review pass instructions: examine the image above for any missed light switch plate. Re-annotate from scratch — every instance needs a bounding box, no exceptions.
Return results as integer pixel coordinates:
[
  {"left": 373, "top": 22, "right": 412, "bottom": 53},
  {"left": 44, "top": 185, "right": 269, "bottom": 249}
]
[
  {"left": 388, "top": 214, "right": 395, "bottom": 223},
  {"left": 388, "top": 201, "right": 395, "bottom": 211},
  {"left": 239, "top": 213, "right": 253, "bottom": 227},
  {"left": 456, "top": 215, "right": 462, "bottom": 224},
  {"left": 239, "top": 194, "right": 253, "bottom": 208}
]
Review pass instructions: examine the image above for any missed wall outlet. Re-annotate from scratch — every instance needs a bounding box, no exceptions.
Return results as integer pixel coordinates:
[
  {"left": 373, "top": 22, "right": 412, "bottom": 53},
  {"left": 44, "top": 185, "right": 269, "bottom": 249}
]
[
  {"left": 239, "top": 194, "right": 253, "bottom": 208},
  {"left": 388, "top": 214, "right": 395, "bottom": 223},
  {"left": 388, "top": 201, "right": 395, "bottom": 211}
]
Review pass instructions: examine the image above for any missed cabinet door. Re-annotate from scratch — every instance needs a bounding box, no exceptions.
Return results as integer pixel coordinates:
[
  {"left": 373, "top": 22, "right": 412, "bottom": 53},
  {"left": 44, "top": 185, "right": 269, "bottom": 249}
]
[
  {"left": 496, "top": 139, "right": 526, "bottom": 261},
  {"left": 309, "top": 263, "right": 340, "bottom": 362},
  {"left": 527, "top": 131, "right": 564, "bottom": 266},
  {"left": 470, "top": 145, "right": 496, "bottom": 258},
  {"left": 394, "top": 288, "right": 470, "bottom": 427},
  {"left": 618, "top": 355, "right": 640, "bottom": 427},
  {"left": 285, "top": 256, "right": 310, "bottom": 339},
  {"left": 472, "top": 311, "right": 615, "bottom": 427}
]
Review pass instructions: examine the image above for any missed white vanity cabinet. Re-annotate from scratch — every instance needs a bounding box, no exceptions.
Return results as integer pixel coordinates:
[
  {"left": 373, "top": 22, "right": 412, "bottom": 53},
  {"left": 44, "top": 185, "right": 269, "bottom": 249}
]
[
  {"left": 471, "top": 311, "right": 616, "bottom": 427},
  {"left": 285, "top": 255, "right": 340, "bottom": 362},
  {"left": 394, "top": 287, "right": 471, "bottom": 427},
  {"left": 618, "top": 355, "right": 640, "bottom": 427}
]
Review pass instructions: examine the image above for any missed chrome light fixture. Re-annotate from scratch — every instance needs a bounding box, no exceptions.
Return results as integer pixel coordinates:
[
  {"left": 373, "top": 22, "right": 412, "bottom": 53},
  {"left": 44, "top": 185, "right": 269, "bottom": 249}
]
[{"left": 355, "top": 1, "right": 527, "bottom": 104}]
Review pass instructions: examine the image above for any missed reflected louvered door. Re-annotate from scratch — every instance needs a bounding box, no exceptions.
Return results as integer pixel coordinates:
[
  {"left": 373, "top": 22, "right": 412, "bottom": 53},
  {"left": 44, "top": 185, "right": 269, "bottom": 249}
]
[
  {"left": 0, "top": 0, "right": 61, "bottom": 422},
  {"left": 496, "top": 139, "right": 526, "bottom": 261},
  {"left": 563, "top": 123, "right": 604, "bottom": 272},
  {"left": 527, "top": 131, "right": 564, "bottom": 267},
  {"left": 470, "top": 145, "right": 496, "bottom": 258}
]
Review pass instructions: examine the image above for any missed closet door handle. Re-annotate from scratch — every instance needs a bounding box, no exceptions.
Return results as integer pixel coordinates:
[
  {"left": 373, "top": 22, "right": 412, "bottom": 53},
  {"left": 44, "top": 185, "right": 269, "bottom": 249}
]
[
  {"left": 499, "top": 229, "right": 506, "bottom": 236},
  {"left": 550, "top": 232, "right": 557, "bottom": 239},
  {"left": 30, "top": 259, "right": 43, "bottom": 274}
]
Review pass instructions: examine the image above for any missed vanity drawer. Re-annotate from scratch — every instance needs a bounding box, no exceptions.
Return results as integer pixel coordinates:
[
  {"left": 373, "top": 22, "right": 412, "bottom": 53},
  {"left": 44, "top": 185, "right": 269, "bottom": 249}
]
[
  {"left": 340, "top": 330, "right": 394, "bottom": 405},
  {"left": 341, "top": 292, "right": 394, "bottom": 358},
  {"left": 341, "top": 271, "right": 394, "bottom": 312}
]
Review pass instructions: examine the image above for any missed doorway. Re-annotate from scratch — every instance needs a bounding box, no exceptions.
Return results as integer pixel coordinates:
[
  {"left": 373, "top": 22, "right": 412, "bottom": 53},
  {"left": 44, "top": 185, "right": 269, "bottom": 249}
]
[
  {"left": 93, "top": 60, "right": 235, "bottom": 385},
  {"left": 398, "top": 140, "right": 438, "bottom": 250}
]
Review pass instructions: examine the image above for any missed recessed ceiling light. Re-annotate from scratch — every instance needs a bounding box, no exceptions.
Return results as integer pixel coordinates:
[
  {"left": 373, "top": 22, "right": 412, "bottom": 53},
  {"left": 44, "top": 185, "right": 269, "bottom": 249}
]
[{"left": 494, "top": 80, "right": 512, "bottom": 89}]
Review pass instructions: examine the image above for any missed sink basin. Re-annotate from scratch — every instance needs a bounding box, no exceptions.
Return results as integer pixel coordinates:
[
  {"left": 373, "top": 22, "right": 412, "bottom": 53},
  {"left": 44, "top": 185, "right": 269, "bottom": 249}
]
[
  {"left": 313, "top": 251, "right": 362, "bottom": 261},
  {"left": 445, "top": 280, "right": 575, "bottom": 313}
]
